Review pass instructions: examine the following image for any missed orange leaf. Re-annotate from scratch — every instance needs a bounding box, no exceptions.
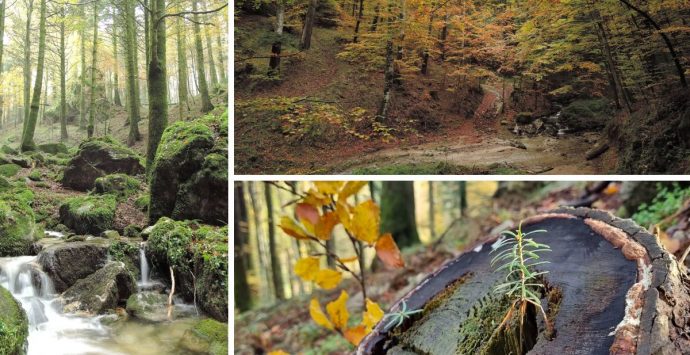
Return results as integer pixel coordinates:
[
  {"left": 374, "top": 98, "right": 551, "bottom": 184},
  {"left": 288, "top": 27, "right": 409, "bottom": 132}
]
[
  {"left": 339, "top": 181, "right": 368, "bottom": 200},
  {"left": 278, "top": 217, "right": 309, "bottom": 240},
  {"left": 326, "top": 290, "right": 349, "bottom": 329},
  {"left": 296, "top": 203, "right": 320, "bottom": 225},
  {"left": 375, "top": 233, "right": 405, "bottom": 268},
  {"left": 267, "top": 351, "right": 290, "bottom": 355},
  {"left": 603, "top": 184, "right": 620, "bottom": 196},
  {"left": 309, "top": 298, "right": 334, "bottom": 330},
  {"left": 337, "top": 256, "right": 358, "bottom": 263},
  {"left": 344, "top": 325, "right": 367, "bottom": 345},
  {"left": 315, "top": 212, "right": 339, "bottom": 240}
]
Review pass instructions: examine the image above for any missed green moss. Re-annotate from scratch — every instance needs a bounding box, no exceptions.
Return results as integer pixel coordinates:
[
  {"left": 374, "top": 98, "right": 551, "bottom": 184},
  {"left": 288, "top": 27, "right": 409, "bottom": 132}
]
[
  {"left": 0, "top": 164, "right": 20, "bottom": 177},
  {"left": 123, "top": 225, "right": 142, "bottom": 238},
  {"left": 94, "top": 174, "right": 141, "bottom": 199},
  {"left": 191, "top": 319, "right": 228, "bottom": 355},
  {"left": 28, "top": 170, "right": 42, "bottom": 181},
  {"left": 455, "top": 296, "right": 512, "bottom": 354},
  {"left": 0, "top": 145, "right": 17, "bottom": 155},
  {"left": 0, "top": 287, "right": 28, "bottom": 354},
  {"left": 59, "top": 194, "right": 117, "bottom": 235},
  {"left": 0, "top": 191, "right": 37, "bottom": 256},
  {"left": 152, "top": 121, "right": 214, "bottom": 166},
  {"left": 37, "top": 142, "right": 69, "bottom": 155},
  {"left": 135, "top": 195, "right": 150, "bottom": 212}
]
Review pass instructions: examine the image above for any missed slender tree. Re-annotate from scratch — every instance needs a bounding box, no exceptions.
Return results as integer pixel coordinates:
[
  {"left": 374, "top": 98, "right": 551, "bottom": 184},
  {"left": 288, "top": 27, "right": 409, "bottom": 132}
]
[
  {"left": 87, "top": 0, "right": 99, "bottom": 138},
  {"left": 268, "top": 0, "right": 285, "bottom": 74},
  {"left": 176, "top": 16, "right": 190, "bottom": 118},
  {"left": 428, "top": 181, "right": 435, "bottom": 239},
  {"left": 112, "top": 18, "right": 122, "bottom": 107},
  {"left": 0, "top": 0, "right": 6, "bottom": 125},
  {"left": 124, "top": 0, "right": 141, "bottom": 145},
  {"left": 21, "top": 0, "right": 34, "bottom": 138},
  {"left": 20, "top": 0, "right": 46, "bottom": 151},
  {"left": 59, "top": 6, "right": 68, "bottom": 141},
  {"left": 300, "top": 0, "right": 317, "bottom": 49},
  {"left": 265, "top": 182, "right": 285, "bottom": 300},
  {"left": 203, "top": 4, "right": 218, "bottom": 87},
  {"left": 234, "top": 182, "right": 252, "bottom": 312},
  {"left": 191, "top": 0, "right": 213, "bottom": 112},
  {"left": 79, "top": 4, "right": 87, "bottom": 129}
]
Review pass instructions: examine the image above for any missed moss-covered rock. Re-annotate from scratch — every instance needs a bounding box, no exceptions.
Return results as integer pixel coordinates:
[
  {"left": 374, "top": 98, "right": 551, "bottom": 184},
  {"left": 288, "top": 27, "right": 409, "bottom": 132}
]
[
  {"left": 37, "top": 142, "right": 69, "bottom": 155},
  {"left": 0, "top": 187, "right": 39, "bottom": 257},
  {"left": 134, "top": 195, "right": 149, "bottom": 213},
  {"left": 559, "top": 98, "right": 612, "bottom": 132},
  {"left": 0, "top": 145, "right": 17, "bottom": 155},
  {"left": 179, "top": 318, "right": 228, "bottom": 355},
  {"left": 125, "top": 291, "right": 169, "bottom": 323},
  {"left": 0, "top": 286, "right": 28, "bottom": 354},
  {"left": 149, "top": 111, "right": 227, "bottom": 225},
  {"left": 147, "top": 218, "right": 228, "bottom": 322},
  {"left": 28, "top": 170, "right": 42, "bottom": 181},
  {"left": 107, "top": 239, "right": 140, "bottom": 279},
  {"left": 94, "top": 174, "right": 141, "bottom": 199},
  {"left": 59, "top": 195, "right": 117, "bottom": 235},
  {"left": 37, "top": 239, "right": 111, "bottom": 292},
  {"left": 62, "top": 261, "right": 137, "bottom": 314},
  {"left": 0, "top": 164, "right": 20, "bottom": 177},
  {"left": 62, "top": 136, "right": 144, "bottom": 191}
]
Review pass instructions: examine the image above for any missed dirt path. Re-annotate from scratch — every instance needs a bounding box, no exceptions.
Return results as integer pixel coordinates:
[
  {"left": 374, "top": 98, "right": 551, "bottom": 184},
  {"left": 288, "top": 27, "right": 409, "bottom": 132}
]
[{"left": 335, "top": 84, "right": 608, "bottom": 174}]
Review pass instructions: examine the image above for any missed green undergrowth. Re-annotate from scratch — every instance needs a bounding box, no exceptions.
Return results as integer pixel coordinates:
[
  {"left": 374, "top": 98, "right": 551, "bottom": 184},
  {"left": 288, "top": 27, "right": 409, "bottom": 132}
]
[{"left": 632, "top": 183, "right": 690, "bottom": 228}]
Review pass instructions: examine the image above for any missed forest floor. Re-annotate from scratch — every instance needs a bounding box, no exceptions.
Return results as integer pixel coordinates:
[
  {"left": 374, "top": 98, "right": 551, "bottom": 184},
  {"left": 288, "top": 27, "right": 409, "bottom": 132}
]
[{"left": 234, "top": 18, "right": 616, "bottom": 175}]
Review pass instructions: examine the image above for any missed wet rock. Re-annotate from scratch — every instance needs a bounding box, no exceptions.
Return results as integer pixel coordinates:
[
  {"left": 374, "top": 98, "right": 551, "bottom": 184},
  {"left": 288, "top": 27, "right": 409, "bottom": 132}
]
[
  {"left": 101, "top": 230, "right": 120, "bottom": 239},
  {"left": 37, "top": 240, "right": 110, "bottom": 292},
  {"left": 178, "top": 319, "right": 229, "bottom": 355},
  {"left": 59, "top": 195, "right": 117, "bottom": 235},
  {"left": 149, "top": 112, "right": 227, "bottom": 225},
  {"left": 62, "top": 261, "right": 136, "bottom": 314},
  {"left": 126, "top": 291, "right": 171, "bottom": 322},
  {"left": 62, "top": 137, "right": 144, "bottom": 191},
  {"left": 0, "top": 286, "right": 28, "bottom": 354}
]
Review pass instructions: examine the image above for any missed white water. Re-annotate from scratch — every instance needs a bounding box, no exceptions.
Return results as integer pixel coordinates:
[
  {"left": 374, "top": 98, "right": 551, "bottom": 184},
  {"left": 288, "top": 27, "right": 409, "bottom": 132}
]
[
  {"left": 139, "top": 243, "right": 150, "bottom": 287},
  {"left": 0, "top": 256, "right": 118, "bottom": 355}
]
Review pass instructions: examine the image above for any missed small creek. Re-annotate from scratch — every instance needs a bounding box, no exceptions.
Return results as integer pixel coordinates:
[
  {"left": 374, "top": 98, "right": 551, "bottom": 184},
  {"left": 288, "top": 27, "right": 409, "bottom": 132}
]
[{"left": 0, "top": 234, "right": 201, "bottom": 354}]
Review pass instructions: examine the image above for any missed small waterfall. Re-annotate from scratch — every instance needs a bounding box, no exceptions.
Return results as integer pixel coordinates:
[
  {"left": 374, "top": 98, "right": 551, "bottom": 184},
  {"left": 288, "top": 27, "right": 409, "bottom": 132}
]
[
  {"left": 0, "top": 256, "right": 112, "bottom": 354},
  {"left": 139, "top": 242, "right": 150, "bottom": 286}
]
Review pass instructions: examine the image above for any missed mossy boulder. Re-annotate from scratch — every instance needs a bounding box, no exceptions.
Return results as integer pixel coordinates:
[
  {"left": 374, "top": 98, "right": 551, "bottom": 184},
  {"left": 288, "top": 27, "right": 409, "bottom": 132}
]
[
  {"left": 0, "top": 286, "right": 28, "bottom": 354},
  {"left": 37, "top": 239, "right": 110, "bottom": 292},
  {"left": 0, "top": 145, "right": 17, "bottom": 155},
  {"left": 59, "top": 195, "right": 117, "bottom": 235},
  {"left": 149, "top": 112, "right": 227, "bottom": 225},
  {"left": 62, "top": 136, "right": 144, "bottom": 191},
  {"left": 179, "top": 319, "right": 228, "bottom": 355},
  {"left": 62, "top": 261, "right": 136, "bottom": 314},
  {"left": 0, "top": 187, "right": 39, "bottom": 256},
  {"left": 94, "top": 174, "right": 141, "bottom": 199},
  {"left": 0, "top": 164, "right": 20, "bottom": 177},
  {"left": 37, "top": 142, "right": 69, "bottom": 155},
  {"left": 147, "top": 218, "right": 228, "bottom": 322},
  {"left": 559, "top": 98, "right": 612, "bottom": 132}
]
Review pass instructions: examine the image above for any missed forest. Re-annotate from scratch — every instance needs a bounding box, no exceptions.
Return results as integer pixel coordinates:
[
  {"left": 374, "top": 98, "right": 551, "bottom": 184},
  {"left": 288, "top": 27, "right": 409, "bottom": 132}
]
[
  {"left": 234, "top": 181, "right": 690, "bottom": 354},
  {"left": 234, "top": 0, "right": 690, "bottom": 175},
  {"left": 0, "top": 0, "right": 229, "bottom": 353}
]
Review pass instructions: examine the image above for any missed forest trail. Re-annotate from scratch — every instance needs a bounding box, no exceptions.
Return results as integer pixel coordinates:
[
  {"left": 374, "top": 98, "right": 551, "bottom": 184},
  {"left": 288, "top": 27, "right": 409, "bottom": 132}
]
[{"left": 335, "top": 84, "right": 607, "bottom": 174}]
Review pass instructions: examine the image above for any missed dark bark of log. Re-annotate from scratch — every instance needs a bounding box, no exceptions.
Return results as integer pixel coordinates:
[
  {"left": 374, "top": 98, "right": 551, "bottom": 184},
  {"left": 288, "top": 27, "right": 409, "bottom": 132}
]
[
  {"left": 359, "top": 208, "right": 690, "bottom": 355},
  {"left": 585, "top": 143, "right": 609, "bottom": 160}
]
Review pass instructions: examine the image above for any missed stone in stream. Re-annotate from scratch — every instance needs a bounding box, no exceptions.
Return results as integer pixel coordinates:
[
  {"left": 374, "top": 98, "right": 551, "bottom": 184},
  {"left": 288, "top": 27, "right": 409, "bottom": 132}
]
[
  {"left": 62, "top": 136, "right": 144, "bottom": 191},
  {"left": 62, "top": 261, "right": 136, "bottom": 314},
  {"left": 0, "top": 285, "right": 29, "bottom": 354},
  {"left": 359, "top": 208, "right": 690, "bottom": 355},
  {"left": 59, "top": 194, "right": 117, "bottom": 235},
  {"left": 125, "top": 291, "right": 196, "bottom": 322},
  {"left": 37, "top": 240, "right": 110, "bottom": 292},
  {"left": 178, "top": 319, "right": 229, "bottom": 355},
  {"left": 149, "top": 112, "right": 228, "bottom": 225}
]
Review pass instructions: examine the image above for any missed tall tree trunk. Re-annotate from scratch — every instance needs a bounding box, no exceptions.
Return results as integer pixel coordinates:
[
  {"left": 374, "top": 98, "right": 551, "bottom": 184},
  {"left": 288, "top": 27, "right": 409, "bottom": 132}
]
[
  {"left": 192, "top": 0, "right": 213, "bottom": 112},
  {"left": 22, "top": 0, "right": 33, "bottom": 138},
  {"left": 381, "top": 181, "right": 420, "bottom": 248},
  {"left": 124, "top": 0, "right": 141, "bottom": 145},
  {"left": 176, "top": 17, "right": 190, "bottom": 119},
  {"left": 268, "top": 1, "right": 285, "bottom": 74},
  {"left": 146, "top": 0, "right": 169, "bottom": 171},
  {"left": 79, "top": 5, "right": 87, "bottom": 130},
  {"left": 203, "top": 1, "right": 218, "bottom": 87},
  {"left": 112, "top": 22, "right": 122, "bottom": 107},
  {"left": 370, "top": 4, "right": 380, "bottom": 32},
  {"left": 20, "top": 0, "right": 45, "bottom": 152},
  {"left": 377, "top": 0, "right": 395, "bottom": 122},
  {"left": 234, "top": 182, "right": 252, "bottom": 312},
  {"left": 458, "top": 181, "right": 466, "bottom": 217},
  {"left": 248, "top": 182, "right": 272, "bottom": 302},
  {"left": 144, "top": 0, "right": 150, "bottom": 66},
  {"left": 353, "top": 0, "right": 364, "bottom": 42},
  {"left": 421, "top": 10, "right": 434, "bottom": 74},
  {"left": 299, "top": 0, "right": 317, "bottom": 49},
  {"left": 87, "top": 0, "right": 99, "bottom": 139},
  {"left": 439, "top": 13, "right": 448, "bottom": 61},
  {"left": 264, "top": 182, "right": 285, "bottom": 301},
  {"left": 0, "top": 0, "right": 6, "bottom": 126},
  {"left": 59, "top": 7, "right": 68, "bottom": 141},
  {"left": 216, "top": 32, "right": 226, "bottom": 84},
  {"left": 428, "top": 181, "right": 435, "bottom": 239}
]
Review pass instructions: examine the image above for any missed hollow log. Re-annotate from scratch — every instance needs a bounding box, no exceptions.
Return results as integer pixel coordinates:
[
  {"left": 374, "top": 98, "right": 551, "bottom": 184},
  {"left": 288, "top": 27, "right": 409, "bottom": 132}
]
[{"left": 358, "top": 208, "right": 690, "bottom": 355}]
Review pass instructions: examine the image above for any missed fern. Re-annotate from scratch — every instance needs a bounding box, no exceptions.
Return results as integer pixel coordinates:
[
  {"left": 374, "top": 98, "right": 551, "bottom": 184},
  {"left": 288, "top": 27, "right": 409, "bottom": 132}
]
[{"left": 490, "top": 221, "right": 554, "bottom": 342}]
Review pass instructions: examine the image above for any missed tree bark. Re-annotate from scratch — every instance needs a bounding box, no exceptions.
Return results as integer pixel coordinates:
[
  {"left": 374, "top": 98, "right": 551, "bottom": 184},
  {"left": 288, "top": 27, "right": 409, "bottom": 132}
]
[
  {"left": 192, "top": 0, "right": 213, "bottom": 112},
  {"left": 21, "top": 0, "right": 33, "bottom": 138},
  {"left": 80, "top": 4, "right": 87, "bottom": 129},
  {"left": 124, "top": 0, "right": 141, "bottom": 145},
  {"left": 146, "top": 0, "right": 169, "bottom": 171},
  {"left": 381, "top": 181, "right": 420, "bottom": 248},
  {"left": 20, "top": 0, "right": 45, "bottom": 152},
  {"left": 234, "top": 182, "right": 252, "bottom": 312},
  {"left": 59, "top": 7, "right": 68, "bottom": 141},
  {"left": 353, "top": 0, "right": 364, "bottom": 42},
  {"left": 87, "top": 0, "right": 99, "bottom": 139},
  {"left": 458, "top": 181, "right": 466, "bottom": 217},
  {"left": 299, "top": 0, "right": 318, "bottom": 49},
  {"left": 112, "top": 19, "right": 122, "bottom": 107},
  {"left": 0, "top": 0, "right": 6, "bottom": 127},
  {"left": 203, "top": 1, "right": 218, "bottom": 87},
  {"left": 176, "top": 16, "right": 190, "bottom": 119},
  {"left": 428, "top": 182, "right": 435, "bottom": 239},
  {"left": 264, "top": 182, "right": 285, "bottom": 301},
  {"left": 268, "top": 1, "right": 285, "bottom": 74}
]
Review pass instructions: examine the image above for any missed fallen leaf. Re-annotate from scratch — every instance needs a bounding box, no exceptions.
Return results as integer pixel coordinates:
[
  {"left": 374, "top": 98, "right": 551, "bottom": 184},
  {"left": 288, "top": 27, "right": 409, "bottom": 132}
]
[
  {"left": 309, "top": 298, "right": 334, "bottom": 330},
  {"left": 326, "top": 290, "right": 349, "bottom": 329},
  {"left": 375, "top": 233, "right": 405, "bottom": 268}
]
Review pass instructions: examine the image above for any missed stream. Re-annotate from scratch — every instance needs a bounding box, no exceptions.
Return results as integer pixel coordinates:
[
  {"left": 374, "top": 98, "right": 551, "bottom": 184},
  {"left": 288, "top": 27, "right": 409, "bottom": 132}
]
[{"left": 0, "top": 237, "right": 200, "bottom": 355}]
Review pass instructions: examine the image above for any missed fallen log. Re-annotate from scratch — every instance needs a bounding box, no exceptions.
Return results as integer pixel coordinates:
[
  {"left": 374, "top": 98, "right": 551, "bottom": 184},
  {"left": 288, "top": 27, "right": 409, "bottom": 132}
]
[
  {"left": 358, "top": 207, "right": 690, "bottom": 355},
  {"left": 586, "top": 143, "right": 609, "bottom": 160}
]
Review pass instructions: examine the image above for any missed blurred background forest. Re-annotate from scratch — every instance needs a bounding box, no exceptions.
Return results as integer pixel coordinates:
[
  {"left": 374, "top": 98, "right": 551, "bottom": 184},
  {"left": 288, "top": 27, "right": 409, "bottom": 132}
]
[{"left": 233, "top": 180, "right": 690, "bottom": 354}]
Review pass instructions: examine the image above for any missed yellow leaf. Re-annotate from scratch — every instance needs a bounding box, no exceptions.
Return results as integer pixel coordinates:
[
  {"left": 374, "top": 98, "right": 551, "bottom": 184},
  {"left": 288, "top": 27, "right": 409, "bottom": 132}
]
[
  {"left": 315, "top": 181, "right": 344, "bottom": 195},
  {"left": 347, "top": 200, "right": 380, "bottom": 244},
  {"left": 337, "top": 256, "right": 358, "bottom": 263},
  {"left": 362, "top": 299, "right": 384, "bottom": 332},
  {"left": 267, "top": 351, "right": 290, "bottom": 355},
  {"left": 309, "top": 298, "right": 334, "bottom": 330},
  {"left": 314, "top": 212, "right": 339, "bottom": 240},
  {"left": 314, "top": 269, "right": 342, "bottom": 290},
  {"left": 339, "top": 181, "right": 368, "bottom": 200},
  {"left": 375, "top": 233, "right": 405, "bottom": 268},
  {"left": 326, "top": 290, "right": 349, "bottom": 329},
  {"left": 278, "top": 216, "right": 309, "bottom": 240},
  {"left": 303, "top": 189, "right": 332, "bottom": 208},
  {"left": 336, "top": 200, "right": 351, "bottom": 230},
  {"left": 294, "top": 256, "right": 320, "bottom": 282},
  {"left": 344, "top": 325, "right": 367, "bottom": 345}
]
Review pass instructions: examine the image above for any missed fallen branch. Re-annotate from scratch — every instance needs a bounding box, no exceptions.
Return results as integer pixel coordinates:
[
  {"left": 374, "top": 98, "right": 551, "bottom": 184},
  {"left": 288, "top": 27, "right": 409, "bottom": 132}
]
[
  {"left": 585, "top": 143, "right": 609, "bottom": 160},
  {"left": 167, "top": 266, "right": 176, "bottom": 321}
]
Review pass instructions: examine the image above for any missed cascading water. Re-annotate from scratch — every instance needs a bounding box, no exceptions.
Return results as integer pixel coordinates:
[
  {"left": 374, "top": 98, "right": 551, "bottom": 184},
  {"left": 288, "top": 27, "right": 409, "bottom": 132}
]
[
  {"left": 139, "top": 242, "right": 150, "bottom": 287},
  {"left": 0, "top": 256, "right": 114, "bottom": 355}
]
